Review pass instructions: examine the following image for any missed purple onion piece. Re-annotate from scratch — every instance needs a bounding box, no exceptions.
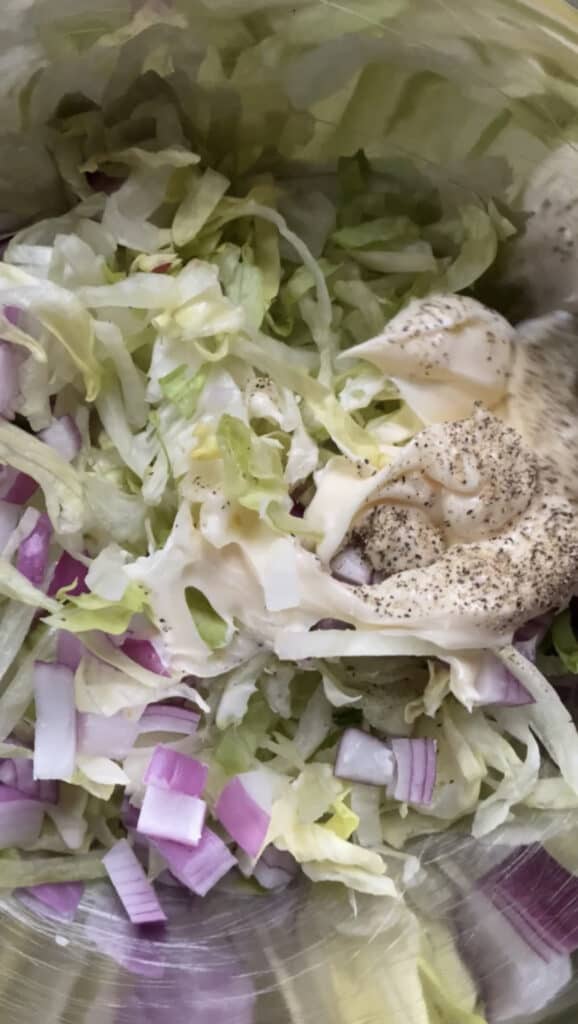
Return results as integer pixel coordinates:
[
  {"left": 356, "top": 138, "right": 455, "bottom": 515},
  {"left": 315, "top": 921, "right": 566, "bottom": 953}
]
[
  {"left": 475, "top": 653, "right": 534, "bottom": 707},
  {"left": 77, "top": 712, "right": 140, "bottom": 760},
  {"left": 144, "top": 747, "right": 208, "bottom": 797},
  {"left": 121, "top": 638, "right": 169, "bottom": 677},
  {"left": 16, "top": 513, "right": 52, "bottom": 586},
  {"left": 138, "top": 704, "right": 200, "bottom": 736},
  {"left": 215, "top": 777, "right": 270, "bottom": 859},
  {"left": 22, "top": 881, "right": 83, "bottom": 921},
  {"left": 310, "top": 619, "right": 355, "bottom": 631},
  {"left": 479, "top": 845, "right": 578, "bottom": 957},
  {"left": 103, "top": 839, "right": 167, "bottom": 926},
  {"left": 33, "top": 662, "right": 76, "bottom": 782},
  {"left": 334, "top": 728, "right": 395, "bottom": 786},
  {"left": 48, "top": 552, "right": 88, "bottom": 597},
  {"left": 38, "top": 416, "right": 81, "bottom": 463},
  {"left": 0, "top": 468, "right": 38, "bottom": 505},
  {"left": 330, "top": 546, "right": 373, "bottom": 586},
  {"left": 137, "top": 787, "right": 207, "bottom": 846},
  {"left": 390, "top": 737, "right": 437, "bottom": 806},
  {"left": 152, "top": 828, "right": 237, "bottom": 897},
  {"left": 253, "top": 846, "right": 298, "bottom": 890}
]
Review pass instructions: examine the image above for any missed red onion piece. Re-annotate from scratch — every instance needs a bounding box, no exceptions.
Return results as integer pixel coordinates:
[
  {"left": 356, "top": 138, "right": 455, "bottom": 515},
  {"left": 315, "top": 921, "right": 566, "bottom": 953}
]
[
  {"left": 56, "top": 631, "right": 84, "bottom": 671},
  {"left": 254, "top": 846, "right": 298, "bottom": 890},
  {"left": 3, "top": 306, "right": 22, "bottom": 327},
  {"left": 479, "top": 845, "right": 578, "bottom": 957},
  {"left": 334, "top": 728, "right": 395, "bottom": 786},
  {"left": 138, "top": 704, "right": 200, "bottom": 736},
  {"left": 16, "top": 512, "right": 52, "bottom": 586},
  {"left": 121, "top": 797, "right": 140, "bottom": 831},
  {"left": 38, "top": 416, "right": 81, "bottom": 463},
  {"left": 121, "top": 638, "right": 169, "bottom": 677},
  {"left": 77, "top": 712, "right": 140, "bottom": 759},
  {"left": 0, "top": 758, "right": 58, "bottom": 804},
  {"left": 0, "top": 784, "right": 44, "bottom": 847},
  {"left": 143, "top": 747, "right": 207, "bottom": 797},
  {"left": 0, "top": 467, "right": 38, "bottom": 505},
  {"left": 48, "top": 552, "right": 88, "bottom": 598},
  {"left": 33, "top": 662, "right": 76, "bottom": 781},
  {"left": 0, "top": 343, "right": 19, "bottom": 420},
  {"left": 330, "top": 546, "right": 373, "bottom": 585},
  {"left": 474, "top": 653, "right": 534, "bottom": 707},
  {"left": 215, "top": 776, "right": 270, "bottom": 859},
  {"left": 103, "top": 839, "right": 167, "bottom": 926},
  {"left": 23, "top": 881, "right": 83, "bottom": 921},
  {"left": 0, "top": 500, "right": 19, "bottom": 551},
  {"left": 455, "top": 888, "right": 572, "bottom": 1022},
  {"left": 310, "top": 618, "right": 355, "bottom": 631},
  {"left": 152, "top": 828, "right": 236, "bottom": 896},
  {"left": 137, "top": 786, "right": 206, "bottom": 846},
  {"left": 390, "top": 737, "right": 437, "bottom": 806}
]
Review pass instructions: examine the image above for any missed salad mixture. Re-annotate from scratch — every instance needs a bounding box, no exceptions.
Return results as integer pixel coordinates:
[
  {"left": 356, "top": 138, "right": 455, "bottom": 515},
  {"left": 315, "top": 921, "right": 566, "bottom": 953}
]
[{"left": 2, "top": 1, "right": 578, "bottom": 1021}]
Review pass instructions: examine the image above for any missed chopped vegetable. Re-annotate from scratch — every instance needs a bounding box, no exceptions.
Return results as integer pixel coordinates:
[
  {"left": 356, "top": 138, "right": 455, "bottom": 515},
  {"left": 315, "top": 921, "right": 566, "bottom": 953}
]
[
  {"left": 215, "top": 776, "right": 270, "bottom": 859},
  {"left": 103, "top": 839, "right": 166, "bottom": 926},
  {"left": 143, "top": 747, "right": 208, "bottom": 797},
  {"left": 137, "top": 787, "right": 207, "bottom": 847}
]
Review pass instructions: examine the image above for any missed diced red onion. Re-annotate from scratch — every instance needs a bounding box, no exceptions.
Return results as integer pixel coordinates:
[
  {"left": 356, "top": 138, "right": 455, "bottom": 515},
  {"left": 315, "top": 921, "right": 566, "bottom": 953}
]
[
  {"left": 103, "top": 839, "right": 167, "bottom": 925},
  {"left": 77, "top": 712, "right": 140, "bottom": 759},
  {"left": 0, "top": 783, "right": 42, "bottom": 803},
  {"left": 0, "top": 343, "right": 18, "bottom": 420},
  {"left": 0, "top": 758, "right": 58, "bottom": 803},
  {"left": 474, "top": 653, "right": 534, "bottom": 707},
  {"left": 138, "top": 704, "right": 200, "bottom": 736},
  {"left": 23, "top": 881, "right": 83, "bottom": 921},
  {"left": 455, "top": 888, "right": 572, "bottom": 1022},
  {"left": 215, "top": 776, "right": 270, "bottom": 858},
  {"left": 0, "top": 467, "right": 38, "bottom": 505},
  {"left": 479, "top": 845, "right": 578, "bottom": 958},
  {"left": 16, "top": 512, "right": 52, "bottom": 586},
  {"left": 3, "top": 305, "right": 22, "bottom": 327},
  {"left": 0, "top": 500, "right": 19, "bottom": 551},
  {"left": 390, "top": 737, "right": 437, "bottom": 806},
  {"left": 121, "top": 638, "right": 169, "bottom": 677},
  {"left": 143, "top": 747, "right": 207, "bottom": 797},
  {"left": 253, "top": 846, "right": 298, "bottom": 890},
  {"left": 310, "top": 619, "right": 355, "bottom": 631},
  {"left": 38, "top": 416, "right": 81, "bottom": 463},
  {"left": 0, "top": 784, "right": 44, "bottom": 847},
  {"left": 152, "top": 828, "right": 237, "bottom": 897},
  {"left": 48, "top": 552, "right": 88, "bottom": 597},
  {"left": 137, "top": 786, "right": 206, "bottom": 846},
  {"left": 56, "top": 631, "right": 84, "bottom": 671},
  {"left": 330, "top": 546, "right": 373, "bottom": 585},
  {"left": 121, "top": 797, "right": 140, "bottom": 831},
  {"left": 514, "top": 616, "right": 550, "bottom": 664},
  {"left": 33, "top": 662, "right": 76, "bottom": 781},
  {"left": 334, "top": 728, "right": 395, "bottom": 787}
]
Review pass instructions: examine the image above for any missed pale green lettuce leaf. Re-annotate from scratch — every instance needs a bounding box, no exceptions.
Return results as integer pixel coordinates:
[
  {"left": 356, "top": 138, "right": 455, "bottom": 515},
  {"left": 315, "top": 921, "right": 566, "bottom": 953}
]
[
  {"left": 551, "top": 610, "right": 578, "bottom": 674},
  {"left": 185, "top": 586, "right": 230, "bottom": 650},
  {"left": 173, "top": 167, "right": 230, "bottom": 247},
  {"left": 44, "top": 582, "right": 149, "bottom": 635},
  {"left": 0, "top": 561, "right": 57, "bottom": 612},
  {"left": 0, "top": 266, "right": 100, "bottom": 399},
  {"left": 0, "top": 421, "right": 85, "bottom": 535}
]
